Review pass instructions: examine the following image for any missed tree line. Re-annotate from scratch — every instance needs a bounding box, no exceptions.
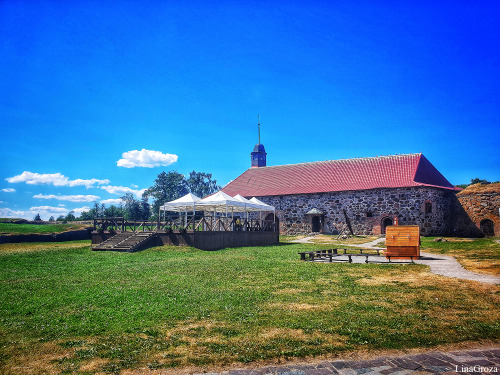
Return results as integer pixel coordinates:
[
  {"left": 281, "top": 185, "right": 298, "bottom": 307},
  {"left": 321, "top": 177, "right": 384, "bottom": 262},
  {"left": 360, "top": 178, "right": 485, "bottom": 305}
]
[
  {"left": 454, "top": 177, "right": 499, "bottom": 189},
  {"left": 36, "top": 171, "right": 220, "bottom": 222}
]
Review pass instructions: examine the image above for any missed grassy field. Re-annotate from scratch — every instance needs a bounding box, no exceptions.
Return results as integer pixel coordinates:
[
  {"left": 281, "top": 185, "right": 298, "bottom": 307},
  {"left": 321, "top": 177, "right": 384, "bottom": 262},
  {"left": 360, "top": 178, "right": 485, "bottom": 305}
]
[
  {"left": 0, "top": 222, "right": 88, "bottom": 235},
  {"left": 0, "top": 240, "right": 499, "bottom": 374}
]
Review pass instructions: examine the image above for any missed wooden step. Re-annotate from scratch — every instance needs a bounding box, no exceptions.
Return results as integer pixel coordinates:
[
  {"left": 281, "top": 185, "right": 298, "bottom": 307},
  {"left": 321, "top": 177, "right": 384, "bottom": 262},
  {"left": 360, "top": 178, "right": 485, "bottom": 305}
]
[{"left": 92, "top": 231, "right": 156, "bottom": 252}]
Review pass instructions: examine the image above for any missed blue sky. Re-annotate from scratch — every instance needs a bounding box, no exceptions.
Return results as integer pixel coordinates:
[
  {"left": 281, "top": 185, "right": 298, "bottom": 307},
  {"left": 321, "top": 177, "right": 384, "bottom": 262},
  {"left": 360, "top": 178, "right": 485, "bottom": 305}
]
[{"left": 1, "top": 1, "right": 499, "bottom": 220}]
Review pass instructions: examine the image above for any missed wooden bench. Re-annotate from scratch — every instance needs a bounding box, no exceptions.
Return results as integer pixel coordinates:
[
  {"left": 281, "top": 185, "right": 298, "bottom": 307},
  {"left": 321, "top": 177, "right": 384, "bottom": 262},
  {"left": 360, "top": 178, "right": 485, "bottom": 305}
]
[{"left": 298, "top": 248, "right": 384, "bottom": 263}]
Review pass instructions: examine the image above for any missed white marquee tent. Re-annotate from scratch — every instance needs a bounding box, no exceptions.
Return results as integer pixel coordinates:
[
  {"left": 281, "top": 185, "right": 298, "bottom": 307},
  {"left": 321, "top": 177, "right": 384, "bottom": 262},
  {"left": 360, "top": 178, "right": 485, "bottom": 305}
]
[{"left": 159, "top": 191, "right": 275, "bottom": 220}]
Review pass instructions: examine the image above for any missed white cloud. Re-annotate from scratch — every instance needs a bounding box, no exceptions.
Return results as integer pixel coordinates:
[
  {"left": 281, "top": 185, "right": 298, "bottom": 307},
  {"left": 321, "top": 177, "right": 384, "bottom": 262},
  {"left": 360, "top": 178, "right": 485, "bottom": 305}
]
[
  {"left": 30, "top": 206, "right": 68, "bottom": 214},
  {"left": 117, "top": 149, "right": 178, "bottom": 168},
  {"left": 0, "top": 201, "right": 5, "bottom": 204},
  {"left": 100, "top": 185, "right": 146, "bottom": 198},
  {"left": 72, "top": 206, "right": 91, "bottom": 215},
  {"left": 6, "top": 171, "right": 109, "bottom": 188},
  {"left": 100, "top": 198, "right": 123, "bottom": 205},
  {"left": 33, "top": 194, "right": 100, "bottom": 202},
  {"left": 68, "top": 178, "right": 110, "bottom": 188},
  {"left": 2, "top": 188, "right": 15, "bottom": 192},
  {"left": 0, "top": 207, "right": 28, "bottom": 219}
]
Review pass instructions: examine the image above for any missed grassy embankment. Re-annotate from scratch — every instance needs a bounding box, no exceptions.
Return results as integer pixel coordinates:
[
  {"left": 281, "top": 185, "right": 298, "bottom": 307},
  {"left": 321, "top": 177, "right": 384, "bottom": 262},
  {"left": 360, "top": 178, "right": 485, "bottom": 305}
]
[
  {"left": 0, "top": 238, "right": 498, "bottom": 374},
  {"left": 0, "top": 222, "right": 88, "bottom": 235}
]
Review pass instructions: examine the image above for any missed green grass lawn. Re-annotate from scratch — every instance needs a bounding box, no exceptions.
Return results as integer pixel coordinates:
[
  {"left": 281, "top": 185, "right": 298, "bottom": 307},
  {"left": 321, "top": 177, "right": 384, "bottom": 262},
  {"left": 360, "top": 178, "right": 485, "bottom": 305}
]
[
  {"left": 0, "top": 241, "right": 498, "bottom": 374},
  {"left": 0, "top": 222, "right": 88, "bottom": 235}
]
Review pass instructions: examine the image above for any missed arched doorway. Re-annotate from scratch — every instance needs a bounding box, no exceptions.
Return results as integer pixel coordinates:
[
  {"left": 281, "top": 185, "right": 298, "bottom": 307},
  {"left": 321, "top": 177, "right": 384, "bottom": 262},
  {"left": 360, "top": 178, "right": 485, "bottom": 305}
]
[
  {"left": 311, "top": 216, "right": 321, "bottom": 232},
  {"left": 480, "top": 219, "right": 495, "bottom": 236},
  {"left": 264, "top": 213, "right": 279, "bottom": 231},
  {"left": 381, "top": 217, "right": 393, "bottom": 234}
]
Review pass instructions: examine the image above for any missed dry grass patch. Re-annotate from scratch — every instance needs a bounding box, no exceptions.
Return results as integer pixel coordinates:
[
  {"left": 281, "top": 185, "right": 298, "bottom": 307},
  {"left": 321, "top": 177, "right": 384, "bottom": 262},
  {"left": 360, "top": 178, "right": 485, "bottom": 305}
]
[
  {"left": 2, "top": 341, "right": 72, "bottom": 375},
  {"left": 356, "top": 270, "right": 452, "bottom": 287},
  {"left": 453, "top": 257, "right": 500, "bottom": 276},
  {"left": 79, "top": 358, "right": 110, "bottom": 372},
  {"left": 268, "top": 302, "right": 331, "bottom": 311},
  {"left": 0, "top": 241, "right": 89, "bottom": 254}
]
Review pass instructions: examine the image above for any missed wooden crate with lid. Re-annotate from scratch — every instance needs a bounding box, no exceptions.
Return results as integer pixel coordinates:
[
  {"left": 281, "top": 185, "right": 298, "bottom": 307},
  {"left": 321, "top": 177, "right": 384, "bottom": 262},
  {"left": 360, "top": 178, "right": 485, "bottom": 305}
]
[{"left": 385, "top": 225, "right": 420, "bottom": 259}]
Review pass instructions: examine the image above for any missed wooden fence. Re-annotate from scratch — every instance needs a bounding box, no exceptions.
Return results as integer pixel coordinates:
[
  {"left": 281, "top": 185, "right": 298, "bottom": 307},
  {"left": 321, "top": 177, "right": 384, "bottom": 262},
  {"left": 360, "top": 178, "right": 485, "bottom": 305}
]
[{"left": 93, "top": 217, "right": 278, "bottom": 233}]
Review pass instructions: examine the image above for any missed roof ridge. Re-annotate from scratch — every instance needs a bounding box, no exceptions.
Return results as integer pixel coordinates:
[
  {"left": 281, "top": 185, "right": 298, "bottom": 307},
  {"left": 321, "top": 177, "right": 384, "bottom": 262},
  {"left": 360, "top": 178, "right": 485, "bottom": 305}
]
[{"left": 258, "top": 153, "right": 422, "bottom": 169}]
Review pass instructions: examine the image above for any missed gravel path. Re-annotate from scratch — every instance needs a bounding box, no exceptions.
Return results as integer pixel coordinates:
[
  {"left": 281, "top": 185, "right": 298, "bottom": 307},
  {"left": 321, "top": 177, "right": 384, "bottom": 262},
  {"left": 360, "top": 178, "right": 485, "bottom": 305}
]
[{"left": 415, "top": 252, "right": 500, "bottom": 284}]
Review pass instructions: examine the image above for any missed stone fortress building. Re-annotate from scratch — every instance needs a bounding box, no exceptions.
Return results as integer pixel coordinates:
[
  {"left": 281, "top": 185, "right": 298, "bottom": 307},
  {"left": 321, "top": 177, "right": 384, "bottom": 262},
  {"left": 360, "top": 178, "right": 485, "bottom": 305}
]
[{"left": 221, "top": 139, "right": 499, "bottom": 237}]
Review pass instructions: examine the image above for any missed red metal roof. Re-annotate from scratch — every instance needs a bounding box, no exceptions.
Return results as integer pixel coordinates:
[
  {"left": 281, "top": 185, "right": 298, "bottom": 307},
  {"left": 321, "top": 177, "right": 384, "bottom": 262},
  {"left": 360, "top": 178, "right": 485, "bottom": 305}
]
[{"left": 222, "top": 153, "right": 455, "bottom": 197}]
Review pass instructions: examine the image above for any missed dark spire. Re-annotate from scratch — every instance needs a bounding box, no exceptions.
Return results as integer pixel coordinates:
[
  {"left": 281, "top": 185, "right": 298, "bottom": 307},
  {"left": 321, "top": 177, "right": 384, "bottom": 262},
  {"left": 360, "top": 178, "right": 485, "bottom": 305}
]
[
  {"left": 251, "top": 115, "right": 267, "bottom": 167},
  {"left": 258, "top": 114, "right": 261, "bottom": 144}
]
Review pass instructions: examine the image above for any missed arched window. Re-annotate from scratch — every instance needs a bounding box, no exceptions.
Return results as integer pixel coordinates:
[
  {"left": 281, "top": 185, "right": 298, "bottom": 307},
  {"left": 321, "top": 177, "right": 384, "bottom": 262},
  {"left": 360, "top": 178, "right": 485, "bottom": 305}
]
[
  {"left": 480, "top": 219, "right": 495, "bottom": 236},
  {"left": 425, "top": 201, "right": 432, "bottom": 214}
]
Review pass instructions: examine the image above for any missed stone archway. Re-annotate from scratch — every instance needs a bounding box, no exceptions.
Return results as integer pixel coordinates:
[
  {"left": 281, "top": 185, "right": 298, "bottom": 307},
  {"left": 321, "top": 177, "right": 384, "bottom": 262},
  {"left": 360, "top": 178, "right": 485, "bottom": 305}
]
[
  {"left": 480, "top": 219, "right": 495, "bottom": 236},
  {"left": 381, "top": 217, "right": 393, "bottom": 234},
  {"left": 311, "top": 216, "right": 321, "bottom": 232}
]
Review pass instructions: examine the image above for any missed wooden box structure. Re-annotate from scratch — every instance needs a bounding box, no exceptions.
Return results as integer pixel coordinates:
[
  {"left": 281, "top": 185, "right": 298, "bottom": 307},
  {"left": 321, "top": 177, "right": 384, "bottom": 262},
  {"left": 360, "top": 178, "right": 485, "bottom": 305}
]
[{"left": 385, "top": 225, "right": 420, "bottom": 259}]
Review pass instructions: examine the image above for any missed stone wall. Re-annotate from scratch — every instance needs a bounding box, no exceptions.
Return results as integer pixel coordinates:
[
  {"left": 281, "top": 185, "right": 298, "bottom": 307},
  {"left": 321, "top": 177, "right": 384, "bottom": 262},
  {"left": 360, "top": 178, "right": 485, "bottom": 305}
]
[
  {"left": 0, "top": 229, "right": 92, "bottom": 244},
  {"left": 256, "top": 186, "right": 458, "bottom": 236},
  {"left": 456, "top": 185, "right": 500, "bottom": 236}
]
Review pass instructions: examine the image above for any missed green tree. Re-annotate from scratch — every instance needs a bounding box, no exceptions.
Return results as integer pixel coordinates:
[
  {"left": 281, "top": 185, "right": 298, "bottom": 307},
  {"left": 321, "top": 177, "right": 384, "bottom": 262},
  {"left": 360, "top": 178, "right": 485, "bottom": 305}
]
[
  {"left": 93, "top": 202, "right": 102, "bottom": 217},
  {"left": 56, "top": 215, "right": 65, "bottom": 222},
  {"left": 65, "top": 211, "right": 75, "bottom": 221},
  {"left": 140, "top": 196, "right": 151, "bottom": 220},
  {"left": 48, "top": 216, "right": 55, "bottom": 222},
  {"left": 455, "top": 178, "right": 498, "bottom": 189},
  {"left": 143, "top": 171, "right": 188, "bottom": 216},
  {"left": 104, "top": 205, "right": 124, "bottom": 218},
  {"left": 121, "top": 193, "right": 142, "bottom": 220},
  {"left": 78, "top": 210, "right": 95, "bottom": 220},
  {"left": 33, "top": 213, "right": 41, "bottom": 221},
  {"left": 470, "top": 178, "right": 491, "bottom": 185},
  {"left": 186, "top": 171, "right": 220, "bottom": 198}
]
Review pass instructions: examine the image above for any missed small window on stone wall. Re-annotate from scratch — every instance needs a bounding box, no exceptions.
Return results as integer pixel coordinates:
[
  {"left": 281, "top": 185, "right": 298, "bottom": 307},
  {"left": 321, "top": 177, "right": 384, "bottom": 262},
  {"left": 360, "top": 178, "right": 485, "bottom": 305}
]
[
  {"left": 425, "top": 202, "right": 432, "bottom": 214},
  {"left": 366, "top": 212, "right": 373, "bottom": 217}
]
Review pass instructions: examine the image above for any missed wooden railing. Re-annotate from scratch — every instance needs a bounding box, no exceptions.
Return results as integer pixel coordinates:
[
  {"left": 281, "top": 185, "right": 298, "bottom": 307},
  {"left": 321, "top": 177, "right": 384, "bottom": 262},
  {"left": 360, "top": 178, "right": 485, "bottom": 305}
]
[{"left": 93, "top": 217, "right": 278, "bottom": 233}]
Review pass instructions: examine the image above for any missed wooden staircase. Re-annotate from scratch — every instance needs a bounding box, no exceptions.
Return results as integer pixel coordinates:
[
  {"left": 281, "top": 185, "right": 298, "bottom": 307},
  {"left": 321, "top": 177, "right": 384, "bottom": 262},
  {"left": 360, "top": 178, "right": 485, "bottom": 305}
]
[{"left": 92, "top": 231, "right": 156, "bottom": 252}]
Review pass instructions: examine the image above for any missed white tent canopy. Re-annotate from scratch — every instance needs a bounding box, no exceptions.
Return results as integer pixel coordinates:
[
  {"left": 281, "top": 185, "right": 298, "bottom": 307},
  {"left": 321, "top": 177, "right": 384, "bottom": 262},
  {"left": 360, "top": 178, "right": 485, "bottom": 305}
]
[
  {"left": 232, "top": 194, "right": 267, "bottom": 212},
  {"left": 249, "top": 197, "right": 274, "bottom": 210},
  {"left": 159, "top": 193, "right": 201, "bottom": 212},
  {"left": 159, "top": 191, "right": 275, "bottom": 215},
  {"left": 196, "top": 191, "right": 248, "bottom": 213}
]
